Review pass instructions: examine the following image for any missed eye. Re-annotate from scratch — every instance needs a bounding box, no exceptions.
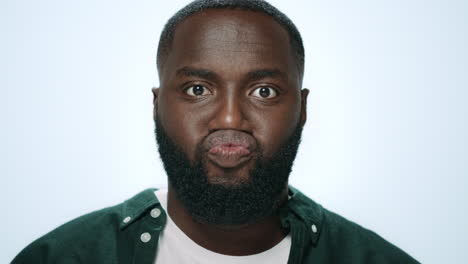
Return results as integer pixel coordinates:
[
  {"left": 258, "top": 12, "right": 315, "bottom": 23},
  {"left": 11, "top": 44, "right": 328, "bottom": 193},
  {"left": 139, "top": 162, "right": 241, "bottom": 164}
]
[
  {"left": 184, "top": 84, "right": 211, "bottom": 97},
  {"left": 250, "top": 86, "right": 278, "bottom": 99}
]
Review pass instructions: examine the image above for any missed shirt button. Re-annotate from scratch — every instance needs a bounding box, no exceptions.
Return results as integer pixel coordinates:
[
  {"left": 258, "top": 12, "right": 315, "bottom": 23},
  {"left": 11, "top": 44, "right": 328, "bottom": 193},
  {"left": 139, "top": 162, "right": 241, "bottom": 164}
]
[
  {"left": 150, "top": 208, "right": 161, "bottom": 218},
  {"left": 140, "top": 232, "right": 151, "bottom": 243},
  {"left": 311, "top": 224, "right": 318, "bottom": 233},
  {"left": 123, "top": 216, "right": 131, "bottom": 224}
]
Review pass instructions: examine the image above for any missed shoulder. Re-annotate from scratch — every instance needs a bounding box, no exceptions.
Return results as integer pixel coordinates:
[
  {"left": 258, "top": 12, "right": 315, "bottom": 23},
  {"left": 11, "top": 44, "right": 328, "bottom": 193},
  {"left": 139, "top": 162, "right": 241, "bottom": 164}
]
[
  {"left": 12, "top": 189, "right": 159, "bottom": 264},
  {"left": 287, "top": 186, "right": 419, "bottom": 263},
  {"left": 12, "top": 204, "right": 121, "bottom": 263},
  {"left": 321, "top": 208, "right": 419, "bottom": 263}
]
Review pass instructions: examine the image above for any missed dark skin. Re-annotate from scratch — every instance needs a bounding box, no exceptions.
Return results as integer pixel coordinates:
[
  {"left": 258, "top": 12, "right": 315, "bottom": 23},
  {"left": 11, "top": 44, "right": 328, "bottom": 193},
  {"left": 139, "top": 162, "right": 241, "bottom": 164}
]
[{"left": 152, "top": 9, "right": 309, "bottom": 255}]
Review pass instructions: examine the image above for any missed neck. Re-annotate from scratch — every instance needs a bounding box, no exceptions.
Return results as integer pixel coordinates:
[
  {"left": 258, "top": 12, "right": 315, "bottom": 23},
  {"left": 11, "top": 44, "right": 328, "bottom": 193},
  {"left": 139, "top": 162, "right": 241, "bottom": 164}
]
[{"left": 166, "top": 184, "right": 289, "bottom": 256}]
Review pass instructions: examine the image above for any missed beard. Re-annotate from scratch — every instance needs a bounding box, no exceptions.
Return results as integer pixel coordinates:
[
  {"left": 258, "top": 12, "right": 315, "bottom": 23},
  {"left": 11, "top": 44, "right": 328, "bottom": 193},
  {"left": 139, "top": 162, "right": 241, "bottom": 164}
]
[{"left": 155, "top": 117, "right": 303, "bottom": 226}]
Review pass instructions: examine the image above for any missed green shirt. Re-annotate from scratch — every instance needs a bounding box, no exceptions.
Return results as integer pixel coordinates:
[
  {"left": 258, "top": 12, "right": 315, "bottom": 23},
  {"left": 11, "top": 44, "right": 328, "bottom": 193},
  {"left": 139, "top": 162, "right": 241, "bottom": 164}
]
[{"left": 12, "top": 186, "right": 419, "bottom": 263}]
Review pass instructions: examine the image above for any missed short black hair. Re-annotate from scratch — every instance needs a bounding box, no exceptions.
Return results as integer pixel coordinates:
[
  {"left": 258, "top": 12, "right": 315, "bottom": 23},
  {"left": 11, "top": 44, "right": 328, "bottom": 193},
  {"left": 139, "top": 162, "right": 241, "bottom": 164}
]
[{"left": 156, "top": 0, "right": 305, "bottom": 79}]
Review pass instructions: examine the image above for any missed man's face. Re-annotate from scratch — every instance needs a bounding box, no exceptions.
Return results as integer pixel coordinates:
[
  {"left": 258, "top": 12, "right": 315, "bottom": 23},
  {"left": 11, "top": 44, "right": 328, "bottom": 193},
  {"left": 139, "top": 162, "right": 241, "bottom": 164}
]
[{"left": 154, "top": 9, "right": 308, "bottom": 224}]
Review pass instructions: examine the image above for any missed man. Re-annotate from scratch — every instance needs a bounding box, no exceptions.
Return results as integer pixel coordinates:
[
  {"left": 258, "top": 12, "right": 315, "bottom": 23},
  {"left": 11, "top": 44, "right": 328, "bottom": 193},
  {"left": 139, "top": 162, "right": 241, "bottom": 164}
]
[{"left": 13, "top": 0, "right": 419, "bottom": 263}]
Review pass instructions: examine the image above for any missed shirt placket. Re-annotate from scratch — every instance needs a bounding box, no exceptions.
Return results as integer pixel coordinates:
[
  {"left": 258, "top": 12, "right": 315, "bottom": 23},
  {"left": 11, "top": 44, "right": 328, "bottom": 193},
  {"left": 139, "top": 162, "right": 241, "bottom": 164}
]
[{"left": 132, "top": 206, "right": 167, "bottom": 264}]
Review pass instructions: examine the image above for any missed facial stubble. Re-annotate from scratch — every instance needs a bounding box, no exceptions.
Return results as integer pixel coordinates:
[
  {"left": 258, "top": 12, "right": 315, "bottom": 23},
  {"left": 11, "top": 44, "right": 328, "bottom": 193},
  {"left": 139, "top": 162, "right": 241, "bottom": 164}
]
[{"left": 155, "top": 117, "right": 303, "bottom": 226}]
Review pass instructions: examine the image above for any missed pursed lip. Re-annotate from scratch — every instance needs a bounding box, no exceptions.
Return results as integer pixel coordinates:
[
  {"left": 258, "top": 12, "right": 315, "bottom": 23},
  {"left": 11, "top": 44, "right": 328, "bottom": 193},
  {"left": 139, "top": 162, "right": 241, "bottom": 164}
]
[
  {"left": 207, "top": 143, "right": 252, "bottom": 168},
  {"left": 203, "top": 130, "right": 257, "bottom": 168},
  {"left": 208, "top": 143, "right": 251, "bottom": 156}
]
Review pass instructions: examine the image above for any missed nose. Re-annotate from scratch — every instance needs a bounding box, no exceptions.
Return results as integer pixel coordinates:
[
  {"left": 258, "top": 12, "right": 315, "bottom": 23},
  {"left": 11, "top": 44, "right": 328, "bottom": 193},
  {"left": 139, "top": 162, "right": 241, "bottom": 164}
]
[{"left": 207, "top": 91, "right": 250, "bottom": 132}]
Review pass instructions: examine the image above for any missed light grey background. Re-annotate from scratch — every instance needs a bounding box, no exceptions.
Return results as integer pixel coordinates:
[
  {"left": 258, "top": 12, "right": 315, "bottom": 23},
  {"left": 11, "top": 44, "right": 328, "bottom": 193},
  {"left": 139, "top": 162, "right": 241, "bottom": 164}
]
[{"left": 2, "top": 0, "right": 467, "bottom": 263}]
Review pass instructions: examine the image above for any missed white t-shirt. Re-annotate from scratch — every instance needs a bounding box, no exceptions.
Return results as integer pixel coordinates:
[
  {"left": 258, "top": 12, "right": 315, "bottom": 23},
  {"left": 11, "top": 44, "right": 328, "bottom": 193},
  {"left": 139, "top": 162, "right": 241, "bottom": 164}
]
[{"left": 154, "top": 189, "right": 291, "bottom": 264}]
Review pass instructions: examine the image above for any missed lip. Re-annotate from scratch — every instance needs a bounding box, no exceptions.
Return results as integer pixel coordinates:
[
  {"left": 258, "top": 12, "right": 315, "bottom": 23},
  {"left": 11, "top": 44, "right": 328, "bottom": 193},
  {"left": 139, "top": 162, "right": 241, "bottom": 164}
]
[
  {"left": 209, "top": 143, "right": 251, "bottom": 155},
  {"left": 207, "top": 143, "right": 252, "bottom": 168},
  {"left": 202, "top": 130, "right": 257, "bottom": 169}
]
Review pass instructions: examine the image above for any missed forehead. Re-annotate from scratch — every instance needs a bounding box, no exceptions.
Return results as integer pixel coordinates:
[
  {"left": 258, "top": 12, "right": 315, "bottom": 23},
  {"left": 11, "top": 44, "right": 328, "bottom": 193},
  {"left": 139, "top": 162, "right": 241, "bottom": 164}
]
[{"left": 161, "top": 9, "right": 298, "bottom": 81}]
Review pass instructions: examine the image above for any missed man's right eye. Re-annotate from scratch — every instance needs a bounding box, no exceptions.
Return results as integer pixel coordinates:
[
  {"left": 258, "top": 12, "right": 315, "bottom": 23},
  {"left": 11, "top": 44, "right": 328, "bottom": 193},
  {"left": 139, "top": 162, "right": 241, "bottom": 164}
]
[{"left": 184, "top": 84, "right": 211, "bottom": 97}]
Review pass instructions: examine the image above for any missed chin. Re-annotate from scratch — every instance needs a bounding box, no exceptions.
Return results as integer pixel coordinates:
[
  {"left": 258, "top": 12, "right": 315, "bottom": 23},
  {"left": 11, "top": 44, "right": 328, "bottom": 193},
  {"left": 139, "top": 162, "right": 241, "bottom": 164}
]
[{"left": 204, "top": 160, "right": 255, "bottom": 186}]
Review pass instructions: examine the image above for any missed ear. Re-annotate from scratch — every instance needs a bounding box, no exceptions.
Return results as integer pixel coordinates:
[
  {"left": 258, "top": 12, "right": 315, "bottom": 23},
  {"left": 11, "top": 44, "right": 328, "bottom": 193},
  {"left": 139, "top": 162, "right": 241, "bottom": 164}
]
[
  {"left": 300, "top": 88, "right": 309, "bottom": 127},
  {"left": 152, "top": 87, "right": 160, "bottom": 121}
]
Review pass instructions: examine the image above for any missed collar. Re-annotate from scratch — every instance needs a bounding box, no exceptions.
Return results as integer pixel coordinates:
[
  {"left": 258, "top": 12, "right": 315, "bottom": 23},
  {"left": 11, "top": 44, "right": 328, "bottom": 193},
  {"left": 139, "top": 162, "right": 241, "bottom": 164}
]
[
  {"left": 282, "top": 185, "right": 324, "bottom": 246},
  {"left": 119, "top": 188, "right": 160, "bottom": 229},
  {"left": 118, "top": 186, "right": 324, "bottom": 245}
]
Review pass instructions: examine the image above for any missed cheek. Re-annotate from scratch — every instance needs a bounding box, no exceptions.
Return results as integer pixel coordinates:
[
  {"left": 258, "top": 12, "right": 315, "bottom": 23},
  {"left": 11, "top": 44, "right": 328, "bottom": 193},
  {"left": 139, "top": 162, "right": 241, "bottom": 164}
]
[
  {"left": 158, "top": 94, "right": 207, "bottom": 161},
  {"left": 250, "top": 100, "right": 302, "bottom": 157}
]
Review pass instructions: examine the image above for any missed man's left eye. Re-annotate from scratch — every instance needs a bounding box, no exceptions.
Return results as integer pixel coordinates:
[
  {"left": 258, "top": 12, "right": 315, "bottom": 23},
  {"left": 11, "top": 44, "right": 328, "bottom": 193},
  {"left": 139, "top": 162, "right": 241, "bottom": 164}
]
[{"left": 250, "top": 87, "right": 278, "bottom": 99}]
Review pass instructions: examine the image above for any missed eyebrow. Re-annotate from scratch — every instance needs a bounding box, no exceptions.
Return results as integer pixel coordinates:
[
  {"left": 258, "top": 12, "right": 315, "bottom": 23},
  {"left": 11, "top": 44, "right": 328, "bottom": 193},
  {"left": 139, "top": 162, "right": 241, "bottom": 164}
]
[
  {"left": 176, "top": 67, "right": 218, "bottom": 81},
  {"left": 175, "top": 66, "right": 287, "bottom": 82},
  {"left": 247, "top": 69, "right": 287, "bottom": 81}
]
